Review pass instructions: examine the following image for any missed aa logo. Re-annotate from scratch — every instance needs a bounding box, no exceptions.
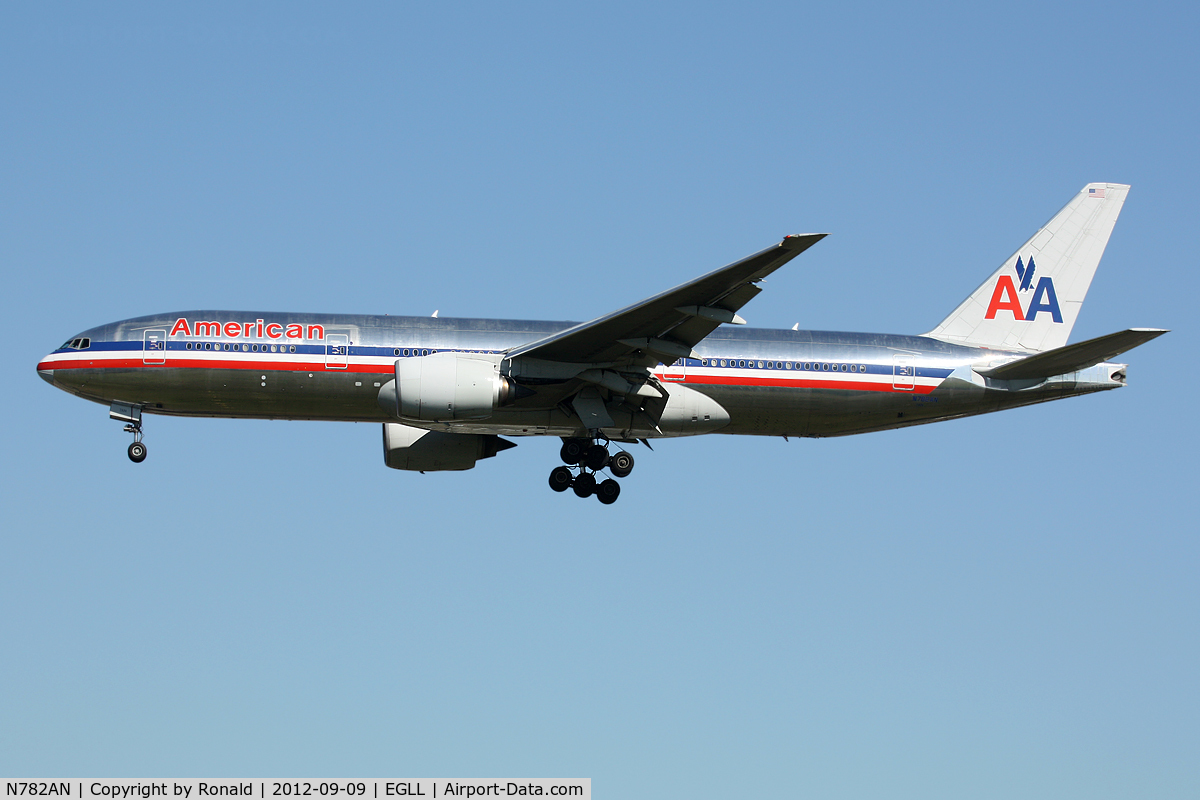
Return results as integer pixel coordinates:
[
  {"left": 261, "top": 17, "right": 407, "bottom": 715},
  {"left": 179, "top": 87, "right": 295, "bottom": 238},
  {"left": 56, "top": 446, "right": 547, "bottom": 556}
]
[{"left": 984, "top": 256, "right": 1063, "bottom": 323}]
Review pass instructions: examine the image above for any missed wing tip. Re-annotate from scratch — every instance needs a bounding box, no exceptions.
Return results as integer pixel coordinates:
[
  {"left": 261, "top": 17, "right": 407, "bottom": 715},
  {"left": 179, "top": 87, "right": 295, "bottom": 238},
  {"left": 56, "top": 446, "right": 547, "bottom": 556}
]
[{"left": 781, "top": 233, "right": 828, "bottom": 249}]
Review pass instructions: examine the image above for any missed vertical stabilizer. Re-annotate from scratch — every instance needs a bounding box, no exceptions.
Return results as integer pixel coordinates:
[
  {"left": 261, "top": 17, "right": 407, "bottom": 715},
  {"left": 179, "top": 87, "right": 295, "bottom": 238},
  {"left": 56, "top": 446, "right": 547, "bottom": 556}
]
[{"left": 923, "top": 183, "right": 1128, "bottom": 352}]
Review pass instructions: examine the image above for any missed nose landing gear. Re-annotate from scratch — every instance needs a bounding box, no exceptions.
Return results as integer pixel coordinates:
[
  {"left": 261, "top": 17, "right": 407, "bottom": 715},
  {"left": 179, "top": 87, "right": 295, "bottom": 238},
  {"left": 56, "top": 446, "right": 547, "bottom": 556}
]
[
  {"left": 110, "top": 402, "right": 147, "bottom": 463},
  {"left": 548, "top": 437, "right": 635, "bottom": 504}
]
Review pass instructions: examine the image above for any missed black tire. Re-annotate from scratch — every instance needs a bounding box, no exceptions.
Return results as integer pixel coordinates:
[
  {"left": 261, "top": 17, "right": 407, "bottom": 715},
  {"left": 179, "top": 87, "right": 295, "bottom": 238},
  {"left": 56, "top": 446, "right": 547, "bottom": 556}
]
[
  {"left": 548, "top": 466, "right": 573, "bottom": 492},
  {"left": 609, "top": 450, "right": 634, "bottom": 478},
  {"left": 128, "top": 442, "right": 147, "bottom": 463},
  {"left": 583, "top": 444, "right": 610, "bottom": 471},
  {"left": 596, "top": 479, "right": 621, "bottom": 505},
  {"left": 560, "top": 438, "right": 587, "bottom": 464},
  {"left": 572, "top": 472, "right": 596, "bottom": 498}
]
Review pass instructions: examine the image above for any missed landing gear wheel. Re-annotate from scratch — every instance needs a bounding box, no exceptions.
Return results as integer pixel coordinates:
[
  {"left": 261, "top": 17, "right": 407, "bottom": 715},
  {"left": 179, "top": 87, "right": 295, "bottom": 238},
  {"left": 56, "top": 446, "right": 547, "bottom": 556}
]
[
  {"left": 548, "top": 466, "right": 573, "bottom": 492},
  {"left": 560, "top": 438, "right": 588, "bottom": 464},
  {"left": 583, "top": 444, "right": 610, "bottom": 470},
  {"left": 596, "top": 479, "right": 621, "bottom": 505},
  {"left": 609, "top": 450, "right": 634, "bottom": 478},
  {"left": 127, "top": 441, "right": 147, "bottom": 463},
  {"left": 572, "top": 472, "right": 596, "bottom": 498}
]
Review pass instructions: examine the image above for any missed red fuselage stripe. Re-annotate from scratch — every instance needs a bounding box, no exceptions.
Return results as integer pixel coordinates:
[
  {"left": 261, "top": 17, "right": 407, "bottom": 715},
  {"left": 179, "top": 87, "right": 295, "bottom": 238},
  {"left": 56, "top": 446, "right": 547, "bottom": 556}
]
[
  {"left": 39, "top": 358, "right": 938, "bottom": 394},
  {"left": 37, "top": 357, "right": 394, "bottom": 374}
]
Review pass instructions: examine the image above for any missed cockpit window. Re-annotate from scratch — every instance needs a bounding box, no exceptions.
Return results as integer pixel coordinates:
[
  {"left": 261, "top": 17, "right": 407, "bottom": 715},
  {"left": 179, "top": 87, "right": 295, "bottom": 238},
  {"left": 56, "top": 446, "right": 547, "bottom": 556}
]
[{"left": 61, "top": 338, "right": 91, "bottom": 350}]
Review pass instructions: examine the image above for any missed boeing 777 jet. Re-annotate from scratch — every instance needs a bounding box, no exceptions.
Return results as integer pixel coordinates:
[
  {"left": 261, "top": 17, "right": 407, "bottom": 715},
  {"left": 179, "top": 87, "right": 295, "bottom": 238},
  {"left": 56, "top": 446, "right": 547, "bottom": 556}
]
[{"left": 38, "top": 184, "right": 1165, "bottom": 504}]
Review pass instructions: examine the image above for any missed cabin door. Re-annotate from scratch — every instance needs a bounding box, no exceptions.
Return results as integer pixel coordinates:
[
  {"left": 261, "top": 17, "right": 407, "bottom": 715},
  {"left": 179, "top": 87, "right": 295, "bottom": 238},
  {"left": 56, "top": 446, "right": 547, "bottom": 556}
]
[
  {"left": 892, "top": 355, "right": 915, "bottom": 390},
  {"left": 325, "top": 333, "right": 349, "bottom": 369},
  {"left": 143, "top": 329, "right": 167, "bottom": 365}
]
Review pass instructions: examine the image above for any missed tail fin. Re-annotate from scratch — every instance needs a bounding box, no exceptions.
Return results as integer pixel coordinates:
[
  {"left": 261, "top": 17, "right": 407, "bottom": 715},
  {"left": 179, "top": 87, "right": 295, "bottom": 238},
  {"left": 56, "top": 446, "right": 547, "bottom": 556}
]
[{"left": 923, "top": 183, "right": 1129, "bottom": 352}]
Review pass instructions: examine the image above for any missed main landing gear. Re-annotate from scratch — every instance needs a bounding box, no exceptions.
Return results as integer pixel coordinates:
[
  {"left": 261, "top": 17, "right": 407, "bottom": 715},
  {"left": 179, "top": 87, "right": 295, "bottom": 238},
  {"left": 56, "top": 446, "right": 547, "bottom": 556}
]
[{"left": 548, "top": 437, "right": 635, "bottom": 505}]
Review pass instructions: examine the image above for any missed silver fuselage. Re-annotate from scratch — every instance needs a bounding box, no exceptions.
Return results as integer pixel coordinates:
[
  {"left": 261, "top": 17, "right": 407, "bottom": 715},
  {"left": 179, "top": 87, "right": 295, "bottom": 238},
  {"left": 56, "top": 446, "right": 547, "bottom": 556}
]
[{"left": 37, "top": 311, "right": 1126, "bottom": 439}]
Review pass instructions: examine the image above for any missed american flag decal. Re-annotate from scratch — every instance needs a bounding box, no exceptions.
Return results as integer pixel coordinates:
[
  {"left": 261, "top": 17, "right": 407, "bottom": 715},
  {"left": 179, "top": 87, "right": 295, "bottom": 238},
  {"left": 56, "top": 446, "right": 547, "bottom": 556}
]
[{"left": 1088, "top": 186, "right": 1106, "bottom": 199}]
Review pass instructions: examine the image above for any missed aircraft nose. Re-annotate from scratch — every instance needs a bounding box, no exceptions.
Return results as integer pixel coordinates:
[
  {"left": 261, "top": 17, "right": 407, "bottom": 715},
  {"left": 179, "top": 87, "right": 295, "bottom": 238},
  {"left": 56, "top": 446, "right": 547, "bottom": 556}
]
[{"left": 37, "top": 358, "right": 56, "bottom": 385}]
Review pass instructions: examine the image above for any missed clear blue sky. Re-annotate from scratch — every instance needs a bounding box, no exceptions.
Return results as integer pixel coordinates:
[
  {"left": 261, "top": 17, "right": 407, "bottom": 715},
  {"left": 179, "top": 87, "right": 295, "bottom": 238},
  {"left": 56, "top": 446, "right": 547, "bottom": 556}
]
[{"left": 3, "top": 3, "right": 1196, "bottom": 797}]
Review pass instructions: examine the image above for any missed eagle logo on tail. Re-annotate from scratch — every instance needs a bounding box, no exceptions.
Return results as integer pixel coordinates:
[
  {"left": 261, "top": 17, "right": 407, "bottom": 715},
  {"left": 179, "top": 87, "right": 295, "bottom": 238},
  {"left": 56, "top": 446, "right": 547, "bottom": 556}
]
[{"left": 1014, "top": 256, "right": 1037, "bottom": 292}]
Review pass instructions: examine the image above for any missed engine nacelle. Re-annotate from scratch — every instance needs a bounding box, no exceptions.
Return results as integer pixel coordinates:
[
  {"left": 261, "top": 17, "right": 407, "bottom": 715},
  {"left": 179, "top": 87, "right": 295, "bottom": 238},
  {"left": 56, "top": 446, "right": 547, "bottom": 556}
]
[
  {"left": 654, "top": 382, "right": 730, "bottom": 434},
  {"left": 382, "top": 422, "right": 515, "bottom": 471},
  {"left": 379, "top": 352, "right": 512, "bottom": 422}
]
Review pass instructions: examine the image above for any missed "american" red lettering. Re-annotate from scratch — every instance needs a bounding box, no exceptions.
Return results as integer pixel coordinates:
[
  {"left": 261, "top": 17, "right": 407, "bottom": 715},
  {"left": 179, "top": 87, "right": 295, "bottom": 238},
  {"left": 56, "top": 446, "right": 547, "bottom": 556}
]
[{"left": 167, "top": 317, "right": 325, "bottom": 341}]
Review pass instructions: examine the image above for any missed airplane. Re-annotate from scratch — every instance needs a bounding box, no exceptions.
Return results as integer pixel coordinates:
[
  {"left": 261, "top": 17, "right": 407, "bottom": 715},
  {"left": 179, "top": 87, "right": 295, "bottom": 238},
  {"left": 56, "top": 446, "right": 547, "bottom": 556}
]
[{"left": 37, "top": 183, "right": 1166, "bottom": 504}]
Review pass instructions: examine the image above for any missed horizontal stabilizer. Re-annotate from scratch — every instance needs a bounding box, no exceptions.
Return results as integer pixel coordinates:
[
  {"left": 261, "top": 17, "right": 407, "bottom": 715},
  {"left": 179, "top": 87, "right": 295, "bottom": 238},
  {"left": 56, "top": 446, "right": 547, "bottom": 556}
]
[{"left": 979, "top": 328, "right": 1168, "bottom": 380}]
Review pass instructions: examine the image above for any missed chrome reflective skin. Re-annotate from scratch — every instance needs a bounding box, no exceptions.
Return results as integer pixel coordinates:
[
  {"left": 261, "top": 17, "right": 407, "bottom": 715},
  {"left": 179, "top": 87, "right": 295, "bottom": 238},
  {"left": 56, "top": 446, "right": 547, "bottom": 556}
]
[
  {"left": 36, "top": 311, "right": 1127, "bottom": 435},
  {"left": 34, "top": 184, "right": 1167, "bottom": 501}
]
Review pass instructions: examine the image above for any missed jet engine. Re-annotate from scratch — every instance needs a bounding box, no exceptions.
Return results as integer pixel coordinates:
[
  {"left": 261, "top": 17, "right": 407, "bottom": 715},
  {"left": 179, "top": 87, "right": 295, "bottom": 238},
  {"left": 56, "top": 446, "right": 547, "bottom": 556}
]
[
  {"left": 377, "top": 352, "right": 517, "bottom": 422},
  {"left": 382, "top": 422, "right": 515, "bottom": 471}
]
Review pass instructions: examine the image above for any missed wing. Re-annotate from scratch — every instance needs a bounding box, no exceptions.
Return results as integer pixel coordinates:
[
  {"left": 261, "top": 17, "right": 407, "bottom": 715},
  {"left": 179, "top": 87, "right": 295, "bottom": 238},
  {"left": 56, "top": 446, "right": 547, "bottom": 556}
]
[{"left": 507, "top": 233, "right": 826, "bottom": 366}]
